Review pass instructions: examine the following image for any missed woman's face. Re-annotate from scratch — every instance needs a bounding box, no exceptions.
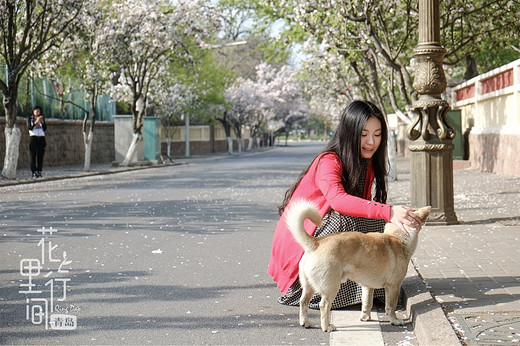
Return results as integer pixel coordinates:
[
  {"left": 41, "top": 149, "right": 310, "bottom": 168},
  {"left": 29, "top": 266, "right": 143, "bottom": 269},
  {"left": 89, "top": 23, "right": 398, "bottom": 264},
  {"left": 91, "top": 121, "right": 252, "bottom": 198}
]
[
  {"left": 360, "top": 116, "right": 382, "bottom": 159},
  {"left": 33, "top": 108, "right": 41, "bottom": 116}
]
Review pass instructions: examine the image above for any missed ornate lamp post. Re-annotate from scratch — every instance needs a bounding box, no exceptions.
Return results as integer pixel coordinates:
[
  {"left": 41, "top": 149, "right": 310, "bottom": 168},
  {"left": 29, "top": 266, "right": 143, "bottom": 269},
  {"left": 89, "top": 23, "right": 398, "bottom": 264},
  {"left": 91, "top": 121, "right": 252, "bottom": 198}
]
[{"left": 406, "top": 0, "right": 458, "bottom": 224}]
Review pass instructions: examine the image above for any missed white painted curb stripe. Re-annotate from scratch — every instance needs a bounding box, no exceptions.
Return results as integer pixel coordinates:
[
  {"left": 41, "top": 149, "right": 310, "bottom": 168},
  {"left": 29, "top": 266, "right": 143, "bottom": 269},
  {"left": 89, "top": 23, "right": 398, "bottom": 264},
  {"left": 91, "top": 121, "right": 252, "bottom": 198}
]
[{"left": 330, "top": 310, "right": 384, "bottom": 346}]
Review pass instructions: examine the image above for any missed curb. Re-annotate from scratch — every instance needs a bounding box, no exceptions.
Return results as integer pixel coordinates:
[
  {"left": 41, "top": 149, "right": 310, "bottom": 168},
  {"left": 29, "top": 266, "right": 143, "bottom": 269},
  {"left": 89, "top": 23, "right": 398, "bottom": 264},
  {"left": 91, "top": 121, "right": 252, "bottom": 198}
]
[
  {"left": 403, "top": 261, "right": 462, "bottom": 345},
  {"left": 0, "top": 162, "right": 187, "bottom": 187}
]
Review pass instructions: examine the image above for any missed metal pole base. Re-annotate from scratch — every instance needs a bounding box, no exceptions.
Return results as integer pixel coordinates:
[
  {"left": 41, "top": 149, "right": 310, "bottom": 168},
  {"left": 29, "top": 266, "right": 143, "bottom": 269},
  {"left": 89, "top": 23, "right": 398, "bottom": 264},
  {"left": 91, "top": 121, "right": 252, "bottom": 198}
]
[{"left": 409, "top": 139, "right": 459, "bottom": 225}]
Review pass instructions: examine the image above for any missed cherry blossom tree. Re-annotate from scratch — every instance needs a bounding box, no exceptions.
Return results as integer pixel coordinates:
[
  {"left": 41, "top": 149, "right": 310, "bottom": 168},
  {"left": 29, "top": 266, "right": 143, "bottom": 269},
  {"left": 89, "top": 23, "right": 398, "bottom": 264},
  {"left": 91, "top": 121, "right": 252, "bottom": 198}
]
[
  {"left": 261, "top": 0, "right": 520, "bottom": 113},
  {"left": 225, "top": 62, "right": 308, "bottom": 150},
  {"left": 298, "top": 45, "right": 400, "bottom": 180},
  {"left": 214, "top": 106, "right": 236, "bottom": 155},
  {"left": 102, "top": 0, "right": 220, "bottom": 166},
  {"left": 298, "top": 45, "right": 355, "bottom": 124},
  {"left": 152, "top": 82, "right": 197, "bottom": 160},
  {"left": 0, "top": 0, "right": 85, "bottom": 179},
  {"left": 223, "top": 85, "right": 243, "bottom": 153},
  {"left": 236, "top": 77, "right": 272, "bottom": 151},
  {"left": 257, "top": 0, "right": 520, "bottom": 178},
  {"left": 55, "top": 0, "right": 114, "bottom": 172},
  {"left": 260, "top": 63, "right": 308, "bottom": 144},
  {"left": 240, "top": 78, "right": 272, "bottom": 150}
]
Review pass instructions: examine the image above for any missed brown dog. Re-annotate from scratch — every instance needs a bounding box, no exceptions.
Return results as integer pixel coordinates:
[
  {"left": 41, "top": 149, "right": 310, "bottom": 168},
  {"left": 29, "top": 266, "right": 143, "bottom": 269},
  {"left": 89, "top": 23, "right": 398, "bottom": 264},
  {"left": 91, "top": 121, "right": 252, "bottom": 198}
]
[{"left": 286, "top": 199, "right": 431, "bottom": 332}]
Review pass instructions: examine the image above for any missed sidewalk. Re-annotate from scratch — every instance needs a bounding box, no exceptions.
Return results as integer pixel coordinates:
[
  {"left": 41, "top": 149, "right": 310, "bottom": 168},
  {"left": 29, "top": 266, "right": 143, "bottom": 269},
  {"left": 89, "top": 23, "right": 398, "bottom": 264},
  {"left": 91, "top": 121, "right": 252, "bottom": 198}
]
[
  {"left": 2, "top": 154, "right": 519, "bottom": 345},
  {"left": 389, "top": 157, "right": 520, "bottom": 345},
  {"left": 330, "top": 157, "right": 520, "bottom": 345},
  {"left": 0, "top": 161, "right": 181, "bottom": 187}
]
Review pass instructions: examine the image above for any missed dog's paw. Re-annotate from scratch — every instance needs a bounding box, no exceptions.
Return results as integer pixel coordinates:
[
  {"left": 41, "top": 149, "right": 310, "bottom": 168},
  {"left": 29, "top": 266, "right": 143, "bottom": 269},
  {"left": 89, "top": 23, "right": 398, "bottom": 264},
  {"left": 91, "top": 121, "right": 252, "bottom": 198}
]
[
  {"left": 390, "top": 318, "right": 406, "bottom": 326},
  {"left": 322, "top": 323, "right": 336, "bottom": 332},
  {"left": 300, "top": 319, "right": 312, "bottom": 328},
  {"left": 360, "top": 312, "right": 371, "bottom": 321}
]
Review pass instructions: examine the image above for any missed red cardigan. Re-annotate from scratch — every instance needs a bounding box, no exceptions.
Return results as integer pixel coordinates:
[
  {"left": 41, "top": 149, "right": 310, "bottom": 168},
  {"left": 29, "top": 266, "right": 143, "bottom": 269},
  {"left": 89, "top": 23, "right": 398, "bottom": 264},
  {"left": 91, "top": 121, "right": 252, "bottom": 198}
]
[{"left": 267, "top": 152, "right": 393, "bottom": 294}]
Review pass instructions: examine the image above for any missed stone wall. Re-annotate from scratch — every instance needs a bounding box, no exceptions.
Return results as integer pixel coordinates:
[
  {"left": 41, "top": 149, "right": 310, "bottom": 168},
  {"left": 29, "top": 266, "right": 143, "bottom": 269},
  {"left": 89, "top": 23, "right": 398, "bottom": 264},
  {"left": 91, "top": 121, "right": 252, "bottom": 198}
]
[
  {"left": 2, "top": 117, "right": 264, "bottom": 170},
  {"left": 0, "top": 118, "right": 114, "bottom": 169}
]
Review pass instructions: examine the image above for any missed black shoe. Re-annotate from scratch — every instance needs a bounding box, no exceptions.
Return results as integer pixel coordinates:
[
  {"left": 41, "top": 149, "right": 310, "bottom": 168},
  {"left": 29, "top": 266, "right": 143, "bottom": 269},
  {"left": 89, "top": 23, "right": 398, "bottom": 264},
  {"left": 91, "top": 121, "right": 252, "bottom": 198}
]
[
  {"left": 37, "top": 171, "right": 42, "bottom": 178},
  {"left": 32, "top": 172, "right": 37, "bottom": 179}
]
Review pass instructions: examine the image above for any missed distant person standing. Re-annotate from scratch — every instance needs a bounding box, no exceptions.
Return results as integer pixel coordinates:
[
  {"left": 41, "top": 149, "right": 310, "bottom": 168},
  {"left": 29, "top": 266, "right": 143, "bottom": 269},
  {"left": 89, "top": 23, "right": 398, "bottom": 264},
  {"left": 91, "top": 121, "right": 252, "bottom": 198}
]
[{"left": 27, "top": 106, "right": 47, "bottom": 178}]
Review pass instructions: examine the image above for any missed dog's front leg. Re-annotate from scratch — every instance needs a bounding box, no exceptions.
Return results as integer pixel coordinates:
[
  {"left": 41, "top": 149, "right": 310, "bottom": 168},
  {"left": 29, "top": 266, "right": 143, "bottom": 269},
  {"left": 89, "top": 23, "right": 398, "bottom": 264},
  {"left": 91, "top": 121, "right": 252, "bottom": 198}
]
[
  {"left": 384, "top": 284, "right": 405, "bottom": 325},
  {"left": 360, "top": 286, "right": 374, "bottom": 321}
]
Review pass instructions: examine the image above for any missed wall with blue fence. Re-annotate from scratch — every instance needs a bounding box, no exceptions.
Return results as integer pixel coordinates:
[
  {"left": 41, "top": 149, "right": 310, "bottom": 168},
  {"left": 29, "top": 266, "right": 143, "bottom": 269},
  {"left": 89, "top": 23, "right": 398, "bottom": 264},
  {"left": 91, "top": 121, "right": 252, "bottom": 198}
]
[{"left": 1, "top": 62, "right": 116, "bottom": 122}]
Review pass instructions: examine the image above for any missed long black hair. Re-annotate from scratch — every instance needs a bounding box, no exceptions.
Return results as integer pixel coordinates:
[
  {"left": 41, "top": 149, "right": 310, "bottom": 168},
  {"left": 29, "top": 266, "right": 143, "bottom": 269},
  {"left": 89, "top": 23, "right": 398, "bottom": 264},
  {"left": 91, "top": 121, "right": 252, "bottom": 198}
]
[{"left": 278, "top": 100, "right": 388, "bottom": 215}]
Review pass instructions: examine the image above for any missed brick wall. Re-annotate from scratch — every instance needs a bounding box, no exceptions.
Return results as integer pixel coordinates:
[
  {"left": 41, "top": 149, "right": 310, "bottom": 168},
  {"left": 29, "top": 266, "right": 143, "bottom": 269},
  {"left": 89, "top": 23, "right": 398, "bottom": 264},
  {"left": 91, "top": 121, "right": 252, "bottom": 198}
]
[{"left": 161, "top": 138, "right": 250, "bottom": 157}]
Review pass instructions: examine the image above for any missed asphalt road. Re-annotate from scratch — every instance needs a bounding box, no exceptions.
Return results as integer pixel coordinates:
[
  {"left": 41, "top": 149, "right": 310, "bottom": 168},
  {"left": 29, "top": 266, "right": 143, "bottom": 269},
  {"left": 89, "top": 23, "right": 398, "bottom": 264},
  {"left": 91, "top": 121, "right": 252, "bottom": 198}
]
[{"left": 1, "top": 142, "right": 335, "bottom": 345}]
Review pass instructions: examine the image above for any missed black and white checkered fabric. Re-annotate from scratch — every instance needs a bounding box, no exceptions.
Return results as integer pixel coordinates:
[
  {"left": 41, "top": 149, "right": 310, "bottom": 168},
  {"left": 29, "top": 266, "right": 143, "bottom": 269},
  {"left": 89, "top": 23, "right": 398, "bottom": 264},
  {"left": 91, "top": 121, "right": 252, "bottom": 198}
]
[{"left": 277, "top": 210, "right": 387, "bottom": 309}]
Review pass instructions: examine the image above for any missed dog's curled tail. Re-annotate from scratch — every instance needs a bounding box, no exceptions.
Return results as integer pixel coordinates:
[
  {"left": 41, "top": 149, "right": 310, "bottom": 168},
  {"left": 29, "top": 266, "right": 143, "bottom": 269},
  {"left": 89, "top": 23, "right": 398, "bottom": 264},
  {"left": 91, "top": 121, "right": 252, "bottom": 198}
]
[{"left": 285, "top": 199, "right": 323, "bottom": 252}]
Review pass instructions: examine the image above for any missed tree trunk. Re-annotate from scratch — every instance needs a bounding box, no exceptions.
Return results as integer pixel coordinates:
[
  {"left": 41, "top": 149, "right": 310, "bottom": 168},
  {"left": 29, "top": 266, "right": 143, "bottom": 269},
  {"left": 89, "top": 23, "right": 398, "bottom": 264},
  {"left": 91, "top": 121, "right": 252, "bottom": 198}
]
[
  {"left": 247, "top": 136, "right": 253, "bottom": 151},
  {"left": 1, "top": 126, "right": 21, "bottom": 179},
  {"left": 83, "top": 89, "right": 97, "bottom": 172},
  {"left": 233, "top": 122, "right": 242, "bottom": 154},
  {"left": 83, "top": 131, "right": 93, "bottom": 172},
  {"left": 237, "top": 136, "right": 242, "bottom": 153},
  {"left": 1, "top": 84, "right": 21, "bottom": 179},
  {"left": 387, "top": 130, "right": 397, "bottom": 181},
  {"left": 121, "top": 132, "right": 141, "bottom": 166},
  {"left": 217, "top": 112, "right": 234, "bottom": 155},
  {"left": 166, "top": 138, "right": 172, "bottom": 157},
  {"left": 120, "top": 96, "right": 144, "bottom": 167},
  {"left": 226, "top": 137, "right": 233, "bottom": 155}
]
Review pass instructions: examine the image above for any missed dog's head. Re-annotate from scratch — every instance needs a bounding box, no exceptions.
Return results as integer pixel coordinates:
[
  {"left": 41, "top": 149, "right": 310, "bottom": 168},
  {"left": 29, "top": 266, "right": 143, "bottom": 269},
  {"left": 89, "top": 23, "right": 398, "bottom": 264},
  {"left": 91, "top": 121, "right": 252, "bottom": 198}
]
[
  {"left": 414, "top": 206, "right": 432, "bottom": 226},
  {"left": 390, "top": 206, "right": 432, "bottom": 239}
]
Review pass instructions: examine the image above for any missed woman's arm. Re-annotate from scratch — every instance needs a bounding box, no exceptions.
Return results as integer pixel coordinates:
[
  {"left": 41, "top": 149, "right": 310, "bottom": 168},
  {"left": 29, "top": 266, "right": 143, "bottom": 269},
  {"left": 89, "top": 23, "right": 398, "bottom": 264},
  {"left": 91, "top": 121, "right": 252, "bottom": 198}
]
[
  {"left": 315, "top": 154, "right": 392, "bottom": 221},
  {"left": 315, "top": 154, "right": 422, "bottom": 233},
  {"left": 27, "top": 116, "right": 35, "bottom": 131}
]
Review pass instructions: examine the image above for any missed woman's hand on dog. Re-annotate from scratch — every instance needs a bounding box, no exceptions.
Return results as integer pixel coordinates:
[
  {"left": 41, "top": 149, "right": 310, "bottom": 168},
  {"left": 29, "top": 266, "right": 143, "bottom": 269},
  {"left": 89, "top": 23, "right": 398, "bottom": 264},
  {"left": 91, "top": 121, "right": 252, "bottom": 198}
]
[{"left": 390, "top": 206, "right": 422, "bottom": 236}]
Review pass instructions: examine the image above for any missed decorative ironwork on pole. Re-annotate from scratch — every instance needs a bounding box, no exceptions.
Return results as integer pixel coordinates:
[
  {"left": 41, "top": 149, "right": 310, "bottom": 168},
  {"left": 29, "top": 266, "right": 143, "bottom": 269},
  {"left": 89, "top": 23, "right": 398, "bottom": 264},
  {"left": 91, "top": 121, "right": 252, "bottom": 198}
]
[{"left": 406, "top": 0, "right": 458, "bottom": 224}]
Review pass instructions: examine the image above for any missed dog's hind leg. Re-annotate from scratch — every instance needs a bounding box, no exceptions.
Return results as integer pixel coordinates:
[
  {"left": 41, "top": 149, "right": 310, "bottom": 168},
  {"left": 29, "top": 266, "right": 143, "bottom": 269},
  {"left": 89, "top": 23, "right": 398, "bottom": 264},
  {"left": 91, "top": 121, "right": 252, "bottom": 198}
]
[
  {"left": 299, "top": 280, "right": 314, "bottom": 329},
  {"left": 384, "top": 284, "right": 405, "bottom": 325},
  {"left": 360, "top": 286, "right": 374, "bottom": 321},
  {"left": 318, "top": 285, "right": 339, "bottom": 332},
  {"left": 298, "top": 270, "right": 315, "bottom": 328}
]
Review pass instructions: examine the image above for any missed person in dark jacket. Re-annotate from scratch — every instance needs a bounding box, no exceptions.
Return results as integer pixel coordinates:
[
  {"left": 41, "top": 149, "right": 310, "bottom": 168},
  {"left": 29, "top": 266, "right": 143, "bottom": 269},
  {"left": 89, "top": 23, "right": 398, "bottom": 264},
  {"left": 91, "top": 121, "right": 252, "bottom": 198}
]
[{"left": 27, "top": 106, "right": 47, "bottom": 178}]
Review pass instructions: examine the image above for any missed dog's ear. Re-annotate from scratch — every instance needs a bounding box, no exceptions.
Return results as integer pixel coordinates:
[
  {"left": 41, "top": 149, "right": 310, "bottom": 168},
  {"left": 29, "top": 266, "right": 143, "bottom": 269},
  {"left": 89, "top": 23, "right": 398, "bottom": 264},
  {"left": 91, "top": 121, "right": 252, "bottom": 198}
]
[{"left": 415, "top": 206, "right": 432, "bottom": 223}]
